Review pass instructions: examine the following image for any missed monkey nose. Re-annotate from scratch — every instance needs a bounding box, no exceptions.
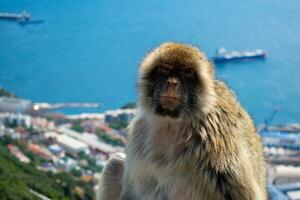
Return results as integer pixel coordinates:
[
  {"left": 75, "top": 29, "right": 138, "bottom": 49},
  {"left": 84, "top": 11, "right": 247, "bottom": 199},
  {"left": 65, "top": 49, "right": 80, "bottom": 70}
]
[{"left": 167, "top": 78, "right": 179, "bottom": 89}]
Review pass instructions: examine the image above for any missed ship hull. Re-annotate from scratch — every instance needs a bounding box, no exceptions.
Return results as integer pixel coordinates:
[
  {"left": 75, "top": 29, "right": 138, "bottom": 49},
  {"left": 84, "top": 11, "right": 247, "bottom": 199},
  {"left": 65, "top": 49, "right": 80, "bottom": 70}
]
[{"left": 212, "top": 54, "right": 266, "bottom": 63}]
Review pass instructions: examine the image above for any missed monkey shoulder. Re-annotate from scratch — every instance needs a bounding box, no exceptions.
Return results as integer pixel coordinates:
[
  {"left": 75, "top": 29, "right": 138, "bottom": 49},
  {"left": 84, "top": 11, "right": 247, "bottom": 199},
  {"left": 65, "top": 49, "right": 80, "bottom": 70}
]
[
  {"left": 194, "top": 80, "right": 260, "bottom": 168},
  {"left": 214, "top": 80, "right": 241, "bottom": 113},
  {"left": 214, "top": 80, "right": 256, "bottom": 132}
]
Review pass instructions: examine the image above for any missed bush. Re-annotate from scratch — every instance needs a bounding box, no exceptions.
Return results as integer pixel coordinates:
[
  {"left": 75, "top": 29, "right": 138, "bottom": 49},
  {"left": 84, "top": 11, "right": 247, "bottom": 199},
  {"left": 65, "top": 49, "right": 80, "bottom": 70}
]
[
  {"left": 96, "top": 130, "right": 125, "bottom": 147},
  {"left": 70, "top": 121, "right": 84, "bottom": 133}
]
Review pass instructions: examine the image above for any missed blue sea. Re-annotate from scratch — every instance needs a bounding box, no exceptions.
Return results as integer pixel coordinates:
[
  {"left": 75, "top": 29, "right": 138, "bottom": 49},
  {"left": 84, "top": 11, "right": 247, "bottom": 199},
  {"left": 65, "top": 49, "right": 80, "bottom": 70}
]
[{"left": 0, "top": 0, "right": 299, "bottom": 124}]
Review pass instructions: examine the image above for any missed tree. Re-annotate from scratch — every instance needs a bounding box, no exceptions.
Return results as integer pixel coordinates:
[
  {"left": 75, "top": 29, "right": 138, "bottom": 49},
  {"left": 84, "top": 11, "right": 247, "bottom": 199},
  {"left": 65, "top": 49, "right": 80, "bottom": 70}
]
[{"left": 121, "top": 102, "right": 136, "bottom": 109}]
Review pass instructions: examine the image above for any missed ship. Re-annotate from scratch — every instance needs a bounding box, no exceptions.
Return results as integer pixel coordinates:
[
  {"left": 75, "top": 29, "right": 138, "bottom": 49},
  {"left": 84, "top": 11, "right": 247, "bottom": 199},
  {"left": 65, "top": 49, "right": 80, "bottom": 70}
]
[
  {"left": 0, "top": 11, "right": 43, "bottom": 26},
  {"left": 0, "top": 11, "right": 31, "bottom": 22},
  {"left": 211, "top": 48, "right": 266, "bottom": 63}
]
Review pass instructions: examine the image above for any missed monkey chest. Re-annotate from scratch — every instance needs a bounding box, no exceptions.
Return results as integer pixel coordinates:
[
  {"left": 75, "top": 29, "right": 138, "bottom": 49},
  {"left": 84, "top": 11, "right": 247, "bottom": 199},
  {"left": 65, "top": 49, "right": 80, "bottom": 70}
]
[
  {"left": 129, "top": 157, "right": 227, "bottom": 200},
  {"left": 128, "top": 157, "right": 192, "bottom": 199},
  {"left": 128, "top": 141, "right": 226, "bottom": 200}
]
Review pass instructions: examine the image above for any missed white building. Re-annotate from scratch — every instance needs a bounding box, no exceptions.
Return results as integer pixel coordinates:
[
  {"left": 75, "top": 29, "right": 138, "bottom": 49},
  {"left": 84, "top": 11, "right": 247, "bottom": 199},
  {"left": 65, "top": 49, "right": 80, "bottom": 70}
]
[
  {"left": 0, "top": 97, "right": 31, "bottom": 113},
  {"left": 58, "top": 126, "right": 121, "bottom": 155},
  {"left": 0, "top": 113, "right": 31, "bottom": 128},
  {"left": 104, "top": 108, "right": 136, "bottom": 124},
  {"left": 66, "top": 113, "right": 105, "bottom": 121},
  {"left": 44, "top": 132, "right": 89, "bottom": 156},
  {"left": 261, "top": 131, "right": 300, "bottom": 150}
]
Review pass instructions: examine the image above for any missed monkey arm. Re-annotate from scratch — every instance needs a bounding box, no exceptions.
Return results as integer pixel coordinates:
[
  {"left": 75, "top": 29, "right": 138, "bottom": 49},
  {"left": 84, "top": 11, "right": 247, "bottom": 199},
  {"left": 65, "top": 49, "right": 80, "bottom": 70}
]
[
  {"left": 97, "top": 153, "right": 125, "bottom": 200},
  {"left": 119, "top": 166, "right": 154, "bottom": 200},
  {"left": 119, "top": 176, "right": 139, "bottom": 200}
]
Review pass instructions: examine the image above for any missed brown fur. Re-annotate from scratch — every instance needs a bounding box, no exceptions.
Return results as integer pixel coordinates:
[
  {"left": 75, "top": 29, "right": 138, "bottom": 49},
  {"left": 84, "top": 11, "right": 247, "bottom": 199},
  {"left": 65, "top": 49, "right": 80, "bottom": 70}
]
[{"left": 99, "top": 42, "right": 267, "bottom": 200}]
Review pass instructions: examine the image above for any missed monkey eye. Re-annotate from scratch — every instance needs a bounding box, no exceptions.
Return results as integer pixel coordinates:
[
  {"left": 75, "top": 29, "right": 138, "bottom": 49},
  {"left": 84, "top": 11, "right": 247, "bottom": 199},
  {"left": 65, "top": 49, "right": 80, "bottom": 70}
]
[
  {"left": 182, "top": 68, "right": 194, "bottom": 77},
  {"left": 157, "top": 65, "right": 171, "bottom": 74}
]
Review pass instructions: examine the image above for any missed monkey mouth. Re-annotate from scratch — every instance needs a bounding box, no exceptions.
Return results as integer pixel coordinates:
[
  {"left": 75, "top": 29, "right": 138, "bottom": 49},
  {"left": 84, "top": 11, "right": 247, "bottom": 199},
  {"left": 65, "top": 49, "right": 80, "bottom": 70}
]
[
  {"left": 159, "top": 95, "right": 181, "bottom": 110},
  {"left": 161, "top": 95, "right": 179, "bottom": 100}
]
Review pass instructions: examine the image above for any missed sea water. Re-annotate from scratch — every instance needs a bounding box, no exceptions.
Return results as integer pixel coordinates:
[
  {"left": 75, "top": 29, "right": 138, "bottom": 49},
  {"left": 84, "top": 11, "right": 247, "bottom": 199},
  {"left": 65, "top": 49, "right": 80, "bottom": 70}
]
[{"left": 0, "top": 0, "right": 299, "bottom": 124}]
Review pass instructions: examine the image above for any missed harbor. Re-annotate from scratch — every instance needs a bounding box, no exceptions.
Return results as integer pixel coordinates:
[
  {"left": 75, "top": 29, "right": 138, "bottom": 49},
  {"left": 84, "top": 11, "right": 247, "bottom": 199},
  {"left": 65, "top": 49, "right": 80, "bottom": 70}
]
[{"left": 0, "top": 0, "right": 299, "bottom": 199}]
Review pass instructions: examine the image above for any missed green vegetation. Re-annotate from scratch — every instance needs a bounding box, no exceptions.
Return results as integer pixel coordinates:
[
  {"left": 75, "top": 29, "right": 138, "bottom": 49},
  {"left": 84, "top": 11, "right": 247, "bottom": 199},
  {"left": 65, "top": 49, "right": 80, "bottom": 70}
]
[
  {"left": 109, "top": 121, "right": 128, "bottom": 130},
  {"left": 70, "top": 120, "right": 84, "bottom": 133},
  {"left": 78, "top": 151, "right": 103, "bottom": 173},
  {"left": 0, "top": 136, "right": 94, "bottom": 200},
  {"left": 0, "top": 87, "right": 16, "bottom": 97},
  {"left": 96, "top": 130, "right": 125, "bottom": 147},
  {"left": 0, "top": 143, "right": 68, "bottom": 199},
  {"left": 70, "top": 168, "right": 82, "bottom": 177},
  {"left": 1, "top": 135, "right": 47, "bottom": 166},
  {"left": 121, "top": 102, "right": 136, "bottom": 109}
]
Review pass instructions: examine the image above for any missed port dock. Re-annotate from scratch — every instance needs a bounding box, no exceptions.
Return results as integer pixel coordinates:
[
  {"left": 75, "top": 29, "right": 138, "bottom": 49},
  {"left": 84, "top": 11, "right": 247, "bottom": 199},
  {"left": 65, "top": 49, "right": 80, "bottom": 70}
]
[
  {"left": 211, "top": 48, "right": 266, "bottom": 63},
  {"left": 32, "top": 102, "right": 101, "bottom": 112}
]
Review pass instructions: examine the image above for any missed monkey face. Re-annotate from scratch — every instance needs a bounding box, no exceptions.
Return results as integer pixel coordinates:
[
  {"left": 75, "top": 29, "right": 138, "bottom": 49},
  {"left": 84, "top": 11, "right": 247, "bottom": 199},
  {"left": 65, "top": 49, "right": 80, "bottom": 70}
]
[
  {"left": 139, "top": 42, "right": 216, "bottom": 118},
  {"left": 143, "top": 63, "right": 200, "bottom": 118}
]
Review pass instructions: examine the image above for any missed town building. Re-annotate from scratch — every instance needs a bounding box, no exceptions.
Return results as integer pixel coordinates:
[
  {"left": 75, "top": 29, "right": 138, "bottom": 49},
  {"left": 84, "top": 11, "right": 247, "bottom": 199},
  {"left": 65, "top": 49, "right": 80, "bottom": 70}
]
[
  {"left": 7, "top": 144, "right": 30, "bottom": 163},
  {"left": 261, "top": 131, "right": 300, "bottom": 150},
  {"left": 104, "top": 108, "right": 136, "bottom": 124},
  {"left": 0, "top": 97, "right": 32, "bottom": 113},
  {"left": 27, "top": 143, "right": 53, "bottom": 160},
  {"left": 58, "top": 127, "right": 121, "bottom": 157},
  {"left": 31, "top": 117, "right": 55, "bottom": 130},
  {"left": 44, "top": 131, "right": 89, "bottom": 157},
  {"left": 0, "top": 112, "right": 31, "bottom": 128},
  {"left": 48, "top": 144, "right": 65, "bottom": 158}
]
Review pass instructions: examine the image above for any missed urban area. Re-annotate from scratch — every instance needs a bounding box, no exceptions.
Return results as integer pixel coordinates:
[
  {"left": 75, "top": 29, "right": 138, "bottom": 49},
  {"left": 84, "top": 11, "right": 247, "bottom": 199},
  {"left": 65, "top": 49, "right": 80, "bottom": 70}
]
[{"left": 0, "top": 87, "right": 300, "bottom": 200}]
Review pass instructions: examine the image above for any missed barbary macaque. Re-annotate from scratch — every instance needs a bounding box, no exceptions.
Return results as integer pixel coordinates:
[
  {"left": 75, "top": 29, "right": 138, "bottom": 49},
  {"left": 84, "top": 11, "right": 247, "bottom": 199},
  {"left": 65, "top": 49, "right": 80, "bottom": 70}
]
[{"left": 98, "top": 42, "right": 267, "bottom": 200}]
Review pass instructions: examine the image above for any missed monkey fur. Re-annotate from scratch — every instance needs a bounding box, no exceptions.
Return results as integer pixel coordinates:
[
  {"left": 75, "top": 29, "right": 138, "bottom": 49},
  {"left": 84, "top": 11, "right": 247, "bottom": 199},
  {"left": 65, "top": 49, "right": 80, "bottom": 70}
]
[
  {"left": 97, "top": 153, "right": 125, "bottom": 200},
  {"left": 98, "top": 42, "right": 267, "bottom": 200}
]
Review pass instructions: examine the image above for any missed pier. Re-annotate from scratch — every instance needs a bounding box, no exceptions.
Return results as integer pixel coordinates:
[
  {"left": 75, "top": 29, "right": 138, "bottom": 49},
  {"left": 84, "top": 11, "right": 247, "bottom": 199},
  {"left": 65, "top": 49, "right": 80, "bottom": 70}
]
[{"left": 32, "top": 102, "right": 101, "bottom": 112}]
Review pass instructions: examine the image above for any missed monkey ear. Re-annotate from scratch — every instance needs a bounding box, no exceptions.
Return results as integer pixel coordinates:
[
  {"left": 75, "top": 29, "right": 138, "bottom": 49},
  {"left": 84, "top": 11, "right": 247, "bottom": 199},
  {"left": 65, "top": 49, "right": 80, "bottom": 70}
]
[{"left": 139, "top": 50, "right": 159, "bottom": 75}]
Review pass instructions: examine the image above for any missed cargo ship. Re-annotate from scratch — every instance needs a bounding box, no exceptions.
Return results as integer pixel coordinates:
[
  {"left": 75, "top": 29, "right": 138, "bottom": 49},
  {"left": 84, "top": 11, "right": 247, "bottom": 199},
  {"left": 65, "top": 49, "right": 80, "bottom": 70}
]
[
  {"left": 0, "top": 11, "right": 43, "bottom": 26},
  {"left": 211, "top": 48, "right": 266, "bottom": 63},
  {"left": 0, "top": 11, "right": 31, "bottom": 22}
]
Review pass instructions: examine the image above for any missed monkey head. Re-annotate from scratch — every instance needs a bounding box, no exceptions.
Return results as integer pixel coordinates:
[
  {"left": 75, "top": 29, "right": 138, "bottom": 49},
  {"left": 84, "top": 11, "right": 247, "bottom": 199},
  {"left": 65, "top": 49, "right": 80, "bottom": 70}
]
[{"left": 139, "top": 42, "right": 216, "bottom": 118}]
